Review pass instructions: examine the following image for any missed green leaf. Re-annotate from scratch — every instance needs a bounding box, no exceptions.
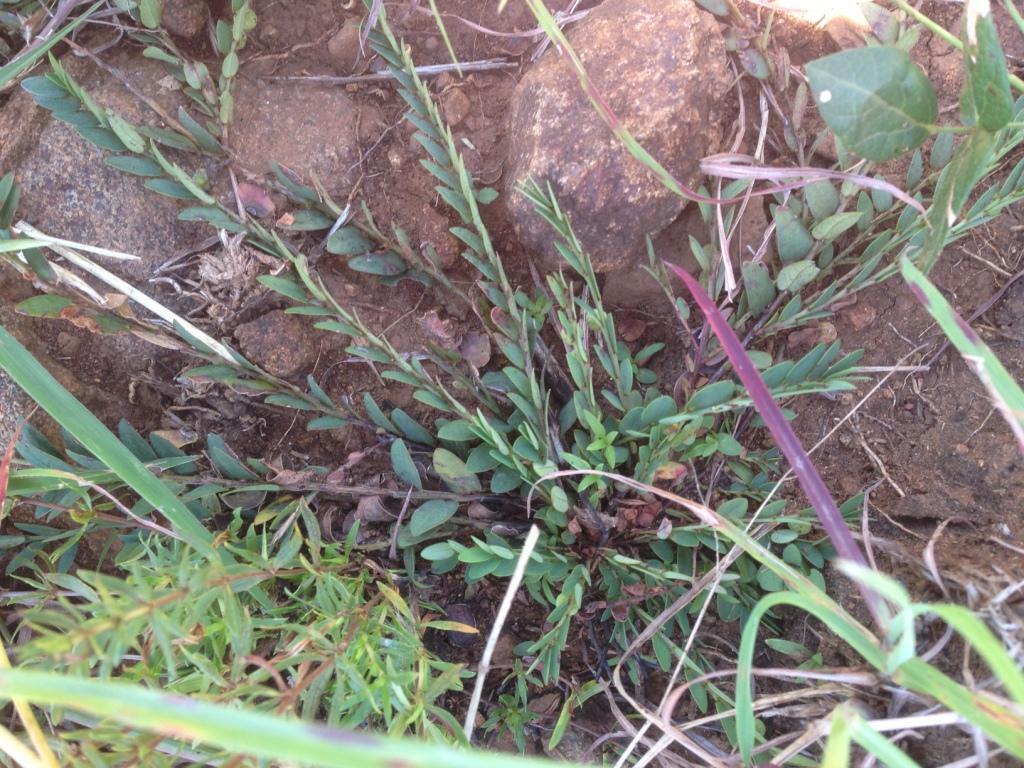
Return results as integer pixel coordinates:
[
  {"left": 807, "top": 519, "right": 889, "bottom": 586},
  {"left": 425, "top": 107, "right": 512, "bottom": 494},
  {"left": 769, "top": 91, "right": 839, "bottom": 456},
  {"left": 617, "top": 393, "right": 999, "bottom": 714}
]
[
  {"left": 21, "top": 76, "right": 67, "bottom": 100},
  {"left": 106, "top": 110, "right": 145, "bottom": 153},
  {"left": 917, "top": 129, "right": 997, "bottom": 271},
  {"left": 222, "top": 51, "right": 240, "bottom": 79},
  {"left": 433, "top": 448, "right": 481, "bottom": 493},
  {"left": 640, "top": 395, "right": 678, "bottom": 426},
  {"left": 803, "top": 180, "right": 839, "bottom": 222},
  {"left": 139, "top": 0, "right": 161, "bottom": 28},
  {"left": 145, "top": 178, "right": 197, "bottom": 201},
  {"left": 687, "top": 380, "right": 735, "bottom": 411},
  {"left": 177, "top": 108, "right": 224, "bottom": 155},
  {"left": 409, "top": 499, "right": 459, "bottom": 537},
  {"left": 207, "top": 434, "right": 256, "bottom": 480},
  {"left": 326, "top": 226, "right": 373, "bottom": 256},
  {"left": 0, "top": 172, "right": 19, "bottom": 228},
  {"left": 16, "top": 295, "right": 73, "bottom": 318},
  {"left": 283, "top": 209, "right": 333, "bottom": 231},
  {"left": 392, "top": 409, "right": 434, "bottom": 445},
  {"left": 773, "top": 205, "right": 814, "bottom": 262},
  {"left": 806, "top": 46, "right": 938, "bottom": 162},
  {"left": 550, "top": 486, "right": 569, "bottom": 513},
  {"left": 476, "top": 187, "right": 498, "bottom": 204},
  {"left": 362, "top": 393, "right": 398, "bottom": 433},
  {"left": 776, "top": 260, "right": 820, "bottom": 293},
  {"left": 347, "top": 252, "right": 406, "bottom": 276},
  {"left": 142, "top": 46, "right": 180, "bottom": 65},
  {"left": 695, "top": 0, "right": 729, "bottom": 15},
  {"left": 741, "top": 262, "right": 776, "bottom": 315},
  {"left": 929, "top": 131, "right": 954, "bottom": 169},
  {"left": 437, "top": 420, "right": 476, "bottom": 442},
  {"left": 811, "top": 211, "right": 863, "bottom": 242},
  {"left": 118, "top": 419, "right": 158, "bottom": 462},
  {"left": 962, "top": 0, "right": 1013, "bottom": 130},
  {"left": 256, "top": 275, "right": 307, "bottom": 302},
  {"left": 491, "top": 466, "right": 520, "bottom": 494},
  {"left": 420, "top": 541, "right": 456, "bottom": 561},
  {"left": 179, "top": 206, "right": 245, "bottom": 232},
  {"left": 104, "top": 155, "right": 164, "bottom": 177},
  {"left": 77, "top": 126, "right": 126, "bottom": 152},
  {"left": 0, "top": 669, "right": 580, "bottom": 768},
  {"left": 308, "top": 416, "right": 348, "bottom": 430},
  {"left": 137, "top": 125, "right": 197, "bottom": 152},
  {"left": 390, "top": 439, "right": 422, "bottom": 489}
]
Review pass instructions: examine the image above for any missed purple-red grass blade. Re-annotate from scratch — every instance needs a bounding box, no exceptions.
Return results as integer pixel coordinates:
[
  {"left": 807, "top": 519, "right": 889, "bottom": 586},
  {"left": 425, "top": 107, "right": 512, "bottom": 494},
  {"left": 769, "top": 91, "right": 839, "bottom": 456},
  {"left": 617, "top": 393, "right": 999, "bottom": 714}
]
[{"left": 665, "top": 263, "right": 883, "bottom": 620}]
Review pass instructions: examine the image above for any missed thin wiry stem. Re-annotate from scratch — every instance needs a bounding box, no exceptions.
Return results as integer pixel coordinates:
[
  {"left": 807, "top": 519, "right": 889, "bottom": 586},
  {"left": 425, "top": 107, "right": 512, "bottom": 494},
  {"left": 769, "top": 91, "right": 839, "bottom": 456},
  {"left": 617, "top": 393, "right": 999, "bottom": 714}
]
[{"left": 462, "top": 525, "right": 541, "bottom": 740}]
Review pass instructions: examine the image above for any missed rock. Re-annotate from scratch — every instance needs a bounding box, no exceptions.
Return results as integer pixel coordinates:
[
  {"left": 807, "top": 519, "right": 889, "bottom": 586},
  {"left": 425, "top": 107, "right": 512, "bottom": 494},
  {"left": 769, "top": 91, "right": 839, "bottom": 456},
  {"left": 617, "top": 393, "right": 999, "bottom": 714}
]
[
  {"left": 787, "top": 321, "right": 837, "bottom": 353},
  {"left": 0, "top": 51, "right": 202, "bottom": 281},
  {"left": 234, "top": 310, "right": 318, "bottom": 378},
  {"left": 601, "top": 264, "right": 670, "bottom": 311},
  {"left": 355, "top": 495, "right": 392, "bottom": 523},
  {"left": 505, "top": 0, "right": 731, "bottom": 272},
  {"left": 0, "top": 372, "right": 28, "bottom": 449},
  {"left": 229, "top": 78, "right": 361, "bottom": 192},
  {"left": 442, "top": 89, "right": 472, "bottom": 128},
  {"left": 327, "top": 21, "right": 367, "bottom": 72},
  {"left": 844, "top": 301, "right": 878, "bottom": 333},
  {"left": 617, "top": 315, "right": 647, "bottom": 342},
  {"left": 162, "top": 0, "right": 207, "bottom": 39},
  {"left": 443, "top": 603, "right": 478, "bottom": 648}
]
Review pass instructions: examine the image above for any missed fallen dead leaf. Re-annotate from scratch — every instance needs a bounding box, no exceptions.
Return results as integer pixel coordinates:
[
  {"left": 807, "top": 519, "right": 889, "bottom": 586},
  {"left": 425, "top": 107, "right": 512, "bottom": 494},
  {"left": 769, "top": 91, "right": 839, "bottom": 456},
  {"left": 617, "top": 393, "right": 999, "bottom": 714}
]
[
  {"left": 459, "top": 332, "right": 491, "bottom": 369},
  {"left": 618, "top": 315, "right": 647, "bottom": 342},
  {"left": 355, "top": 495, "right": 392, "bottom": 522},
  {"left": 237, "top": 182, "right": 276, "bottom": 219},
  {"left": 418, "top": 309, "right": 462, "bottom": 349}
]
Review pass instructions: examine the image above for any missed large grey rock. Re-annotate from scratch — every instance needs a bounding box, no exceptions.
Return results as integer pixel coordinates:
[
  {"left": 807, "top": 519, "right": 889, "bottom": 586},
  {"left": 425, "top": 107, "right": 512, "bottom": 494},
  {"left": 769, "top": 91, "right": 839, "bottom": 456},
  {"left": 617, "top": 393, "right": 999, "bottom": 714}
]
[
  {"left": 0, "top": 50, "right": 203, "bottom": 281},
  {"left": 505, "top": 0, "right": 731, "bottom": 272}
]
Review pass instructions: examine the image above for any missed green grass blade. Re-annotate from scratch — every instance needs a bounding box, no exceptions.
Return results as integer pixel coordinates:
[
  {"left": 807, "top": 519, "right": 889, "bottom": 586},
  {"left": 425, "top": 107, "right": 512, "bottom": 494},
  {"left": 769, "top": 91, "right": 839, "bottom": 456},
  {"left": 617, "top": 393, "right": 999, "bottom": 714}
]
[
  {"left": 0, "top": 669, "right": 570, "bottom": 768},
  {"left": 821, "top": 705, "right": 853, "bottom": 768},
  {"left": 849, "top": 714, "right": 922, "bottom": 768},
  {"left": 895, "top": 658, "right": 1024, "bottom": 759},
  {"left": 0, "top": 2, "right": 102, "bottom": 89},
  {"left": 0, "top": 327, "right": 217, "bottom": 560},
  {"left": 916, "top": 603, "right": 1024, "bottom": 704},
  {"left": 901, "top": 256, "right": 1024, "bottom": 451},
  {"left": 425, "top": 0, "right": 462, "bottom": 77},
  {"left": 735, "top": 591, "right": 885, "bottom": 763}
]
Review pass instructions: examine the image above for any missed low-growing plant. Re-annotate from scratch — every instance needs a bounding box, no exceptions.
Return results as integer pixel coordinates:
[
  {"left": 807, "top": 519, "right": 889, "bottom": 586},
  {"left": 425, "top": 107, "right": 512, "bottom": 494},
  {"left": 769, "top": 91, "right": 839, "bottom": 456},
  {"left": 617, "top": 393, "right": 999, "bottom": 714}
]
[
  {"left": 2, "top": 0, "right": 1024, "bottom": 764},
  {"left": 5, "top": 0, "right": 866, "bottom": 710}
]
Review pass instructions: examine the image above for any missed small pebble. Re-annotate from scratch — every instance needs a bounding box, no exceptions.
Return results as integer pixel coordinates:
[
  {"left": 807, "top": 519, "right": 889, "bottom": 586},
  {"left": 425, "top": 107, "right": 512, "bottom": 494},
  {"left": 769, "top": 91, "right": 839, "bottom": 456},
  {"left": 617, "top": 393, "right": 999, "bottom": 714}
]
[
  {"left": 442, "top": 89, "right": 472, "bottom": 127},
  {"left": 327, "top": 21, "right": 363, "bottom": 67}
]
